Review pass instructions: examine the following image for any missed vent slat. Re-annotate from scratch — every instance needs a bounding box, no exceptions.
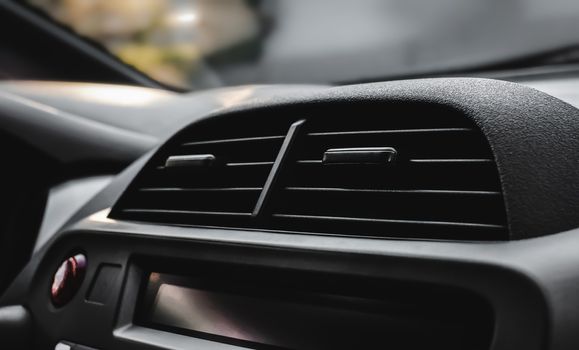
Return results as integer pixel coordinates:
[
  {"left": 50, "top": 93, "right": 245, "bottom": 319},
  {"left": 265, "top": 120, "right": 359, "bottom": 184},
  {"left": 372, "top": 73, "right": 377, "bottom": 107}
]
[
  {"left": 226, "top": 162, "right": 275, "bottom": 167},
  {"left": 285, "top": 187, "right": 501, "bottom": 196},
  {"left": 408, "top": 159, "right": 494, "bottom": 164},
  {"left": 307, "top": 127, "right": 474, "bottom": 137},
  {"left": 182, "top": 135, "right": 285, "bottom": 147},
  {"left": 122, "top": 209, "right": 252, "bottom": 217},
  {"left": 176, "top": 143, "right": 283, "bottom": 163},
  {"left": 297, "top": 159, "right": 495, "bottom": 164},
  {"left": 137, "top": 165, "right": 273, "bottom": 189},
  {"left": 285, "top": 162, "right": 501, "bottom": 191},
  {"left": 119, "top": 209, "right": 254, "bottom": 228},
  {"left": 298, "top": 128, "right": 493, "bottom": 160},
  {"left": 139, "top": 187, "right": 262, "bottom": 192},
  {"left": 276, "top": 188, "right": 505, "bottom": 224},
  {"left": 272, "top": 214, "right": 506, "bottom": 230},
  {"left": 269, "top": 214, "right": 507, "bottom": 240},
  {"left": 123, "top": 188, "right": 260, "bottom": 213}
]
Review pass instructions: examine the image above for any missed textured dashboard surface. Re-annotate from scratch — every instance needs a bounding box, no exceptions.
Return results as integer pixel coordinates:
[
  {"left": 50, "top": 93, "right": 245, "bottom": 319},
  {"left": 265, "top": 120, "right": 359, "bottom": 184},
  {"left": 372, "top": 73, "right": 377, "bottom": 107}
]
[{"left": 91, "top": 77, "right": 579, "bottom": 240}]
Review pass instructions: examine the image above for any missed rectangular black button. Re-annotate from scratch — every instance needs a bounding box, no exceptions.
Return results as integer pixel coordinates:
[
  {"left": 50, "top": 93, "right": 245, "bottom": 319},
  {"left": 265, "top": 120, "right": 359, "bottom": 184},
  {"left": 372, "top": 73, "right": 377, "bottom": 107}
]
[
  {"left": 86, "top": 264, "right": 121, "bottom": 305},
  {"left": 165, "top": 154, "right": 216, "bottom": 168},
  {"left": 322, "top": 147, "right": 397, "bottom": 165}
]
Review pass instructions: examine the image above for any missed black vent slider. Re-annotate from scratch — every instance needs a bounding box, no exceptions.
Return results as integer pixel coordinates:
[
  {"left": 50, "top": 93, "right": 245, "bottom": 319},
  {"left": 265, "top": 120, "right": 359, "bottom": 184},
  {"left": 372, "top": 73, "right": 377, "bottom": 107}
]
[
  {"left": 322, "top": 147, "right": 398, "bottom": 165},
  {"left": 165, "top": 154, "right": 216, "bottom": 168}
]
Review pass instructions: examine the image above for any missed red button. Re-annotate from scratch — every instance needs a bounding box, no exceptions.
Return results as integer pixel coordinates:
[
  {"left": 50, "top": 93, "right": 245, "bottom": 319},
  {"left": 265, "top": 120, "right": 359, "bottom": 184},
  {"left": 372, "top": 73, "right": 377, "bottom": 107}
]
[{"left": 51, "top": 254, "right": 87, "bottom": 306}]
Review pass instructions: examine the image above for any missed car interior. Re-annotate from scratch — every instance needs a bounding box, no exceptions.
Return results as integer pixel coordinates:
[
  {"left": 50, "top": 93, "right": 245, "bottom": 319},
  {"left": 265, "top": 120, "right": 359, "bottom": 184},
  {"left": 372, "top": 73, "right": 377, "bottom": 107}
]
[{"left": 2, "top": 1, "right": 579, "bottom": 349}]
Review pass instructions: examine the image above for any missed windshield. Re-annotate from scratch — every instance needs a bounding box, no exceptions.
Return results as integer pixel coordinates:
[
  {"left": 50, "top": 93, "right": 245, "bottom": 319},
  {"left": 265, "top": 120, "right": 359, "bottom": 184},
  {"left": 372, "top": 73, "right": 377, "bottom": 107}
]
[{"left": 24, "top": 0, "right": 579, "bottom": 89}]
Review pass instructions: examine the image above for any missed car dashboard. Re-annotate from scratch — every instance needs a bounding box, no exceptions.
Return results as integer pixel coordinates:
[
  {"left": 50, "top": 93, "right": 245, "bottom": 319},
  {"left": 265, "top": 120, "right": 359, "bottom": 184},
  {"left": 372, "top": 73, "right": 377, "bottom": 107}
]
[{"left": 1, "top": 76, "right": 579, "bottom": 349}]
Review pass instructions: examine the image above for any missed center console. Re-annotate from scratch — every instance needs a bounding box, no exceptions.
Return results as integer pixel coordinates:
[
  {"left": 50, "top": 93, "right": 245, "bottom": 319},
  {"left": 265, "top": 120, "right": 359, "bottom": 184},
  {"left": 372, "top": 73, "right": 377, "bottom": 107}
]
[{"left": 0, "top": 226, "right": 545, "bottom": 350}]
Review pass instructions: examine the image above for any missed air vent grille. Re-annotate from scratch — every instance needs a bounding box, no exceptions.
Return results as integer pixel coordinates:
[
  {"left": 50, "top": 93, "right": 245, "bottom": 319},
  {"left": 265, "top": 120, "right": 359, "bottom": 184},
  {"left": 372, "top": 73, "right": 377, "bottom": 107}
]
[
  {"left": 112, "top": 103, "right": 508, "bottom": 240},
  {"left": 113, "top": 115, "right": 294, "bottom": 228},
  {"left": 269, "top": 107, "right": 507, "bottom": 240}
]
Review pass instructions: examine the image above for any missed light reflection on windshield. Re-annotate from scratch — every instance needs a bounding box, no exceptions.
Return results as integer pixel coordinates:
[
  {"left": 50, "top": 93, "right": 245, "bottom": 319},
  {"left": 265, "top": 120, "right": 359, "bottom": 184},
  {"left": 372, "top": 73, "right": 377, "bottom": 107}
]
[{"left": 25, "top": 0, "right": 579, "bottom": 89}]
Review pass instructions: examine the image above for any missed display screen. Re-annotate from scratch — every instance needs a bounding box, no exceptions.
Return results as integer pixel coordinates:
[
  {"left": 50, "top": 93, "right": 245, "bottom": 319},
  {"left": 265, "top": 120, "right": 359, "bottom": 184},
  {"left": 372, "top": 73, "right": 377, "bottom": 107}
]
[
  {"left": 141, "top": 273, "right": 395, "bottom": 349},
  {"left": 137, "top": 272, "right": 493, "bottom": 350}
]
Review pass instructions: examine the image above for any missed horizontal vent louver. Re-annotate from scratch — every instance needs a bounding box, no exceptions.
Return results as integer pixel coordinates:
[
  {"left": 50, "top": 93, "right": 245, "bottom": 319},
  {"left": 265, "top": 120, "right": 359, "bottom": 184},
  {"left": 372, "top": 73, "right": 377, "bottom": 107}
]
[
  {"left": 270, "top": 113, "right": 508, "bottom": 240},
  {"left": 113, "top": 116, "right": 293, "bottom": 228},
  {"left": 111, "top": 103, "right": 508, "bottom": 240}
]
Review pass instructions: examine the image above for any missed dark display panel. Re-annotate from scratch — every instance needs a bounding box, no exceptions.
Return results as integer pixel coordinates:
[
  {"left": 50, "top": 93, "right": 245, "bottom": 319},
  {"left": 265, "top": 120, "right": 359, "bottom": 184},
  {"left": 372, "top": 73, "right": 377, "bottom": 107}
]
[{"left": 138, "top": 268, "right": 493, "bottom": 350}]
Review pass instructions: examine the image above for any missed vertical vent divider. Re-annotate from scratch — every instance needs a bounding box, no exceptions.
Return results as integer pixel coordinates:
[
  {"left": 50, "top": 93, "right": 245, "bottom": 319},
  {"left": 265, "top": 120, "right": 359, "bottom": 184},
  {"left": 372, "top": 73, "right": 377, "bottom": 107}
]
[{"left": 252, "top": 119, "right": 306, "bottom": 217}]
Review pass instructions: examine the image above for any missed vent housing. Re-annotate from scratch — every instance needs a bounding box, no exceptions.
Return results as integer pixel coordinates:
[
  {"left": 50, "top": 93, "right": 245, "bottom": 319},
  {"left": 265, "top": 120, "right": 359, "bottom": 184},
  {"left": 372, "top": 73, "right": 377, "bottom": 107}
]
[
  {"left": 112, "top": 103, "right": 508, "bottom": 240},
  {"left": 112, "top": 114, "right": 295, "bottom": 228}
]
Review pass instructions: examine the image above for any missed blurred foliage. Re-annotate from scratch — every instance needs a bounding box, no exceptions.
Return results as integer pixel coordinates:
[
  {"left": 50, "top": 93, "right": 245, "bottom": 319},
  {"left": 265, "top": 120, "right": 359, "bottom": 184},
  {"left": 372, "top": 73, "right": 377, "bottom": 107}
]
[{"left": 26, "top": 0, "right": 261, "bottom": 89}]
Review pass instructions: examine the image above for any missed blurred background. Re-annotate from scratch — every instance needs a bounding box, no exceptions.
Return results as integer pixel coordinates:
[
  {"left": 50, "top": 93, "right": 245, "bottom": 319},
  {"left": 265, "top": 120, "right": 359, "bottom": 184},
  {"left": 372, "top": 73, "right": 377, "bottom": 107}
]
[{"left": 25, "top": 0, "right": 579, "bottom": 90}]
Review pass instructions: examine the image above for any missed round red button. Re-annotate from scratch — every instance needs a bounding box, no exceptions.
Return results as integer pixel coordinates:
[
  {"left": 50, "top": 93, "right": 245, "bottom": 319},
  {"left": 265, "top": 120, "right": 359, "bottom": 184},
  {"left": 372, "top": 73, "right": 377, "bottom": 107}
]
[{"left": 51, "top": 254, "right": 87, "bottom": 306}]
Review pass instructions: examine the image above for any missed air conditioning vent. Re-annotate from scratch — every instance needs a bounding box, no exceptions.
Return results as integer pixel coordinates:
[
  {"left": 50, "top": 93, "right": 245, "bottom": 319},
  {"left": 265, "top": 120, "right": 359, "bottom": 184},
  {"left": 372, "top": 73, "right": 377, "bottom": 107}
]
[
  {"left": 269, "top": 106, "right": 508, "bottom": 240},
  {"left": 112, "top": 115, "right": 295, "bottom": 228},
  {"left": 112, "top": 103, "right": 508, "bottom": 240}
]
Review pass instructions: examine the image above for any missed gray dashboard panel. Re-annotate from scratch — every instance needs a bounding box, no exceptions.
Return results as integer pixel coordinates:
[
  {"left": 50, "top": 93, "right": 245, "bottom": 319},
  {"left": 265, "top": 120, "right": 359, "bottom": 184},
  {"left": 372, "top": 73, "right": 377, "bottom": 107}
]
[
  {"left": 0, "top": 81, "right": 326, "bottom": 139},
  {"left": 5, "top": 77, "right": 579, "bottom": 349},
  {"left": 35, "top": 176, "right": 113, "bottom": 252},
  {"left": 0, "top": 224, "right": 550, "bottom": 350}
]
